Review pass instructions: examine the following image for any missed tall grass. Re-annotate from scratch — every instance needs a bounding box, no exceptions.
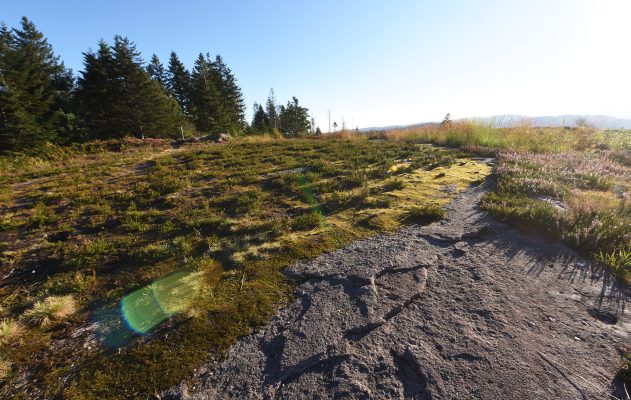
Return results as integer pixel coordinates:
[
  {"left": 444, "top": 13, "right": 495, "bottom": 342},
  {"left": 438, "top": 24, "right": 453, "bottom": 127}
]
[{"left": 373, "top": 121, "right": 629, "bottom": 154}]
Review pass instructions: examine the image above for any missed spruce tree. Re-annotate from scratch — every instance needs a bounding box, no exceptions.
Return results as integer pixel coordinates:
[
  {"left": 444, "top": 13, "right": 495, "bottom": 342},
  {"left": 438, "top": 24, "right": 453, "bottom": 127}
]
[
  {"left": 190, "top": 53, "right": 223, "bottom": 133},
  {"left": 110, "top": 35, "right": 150, "bottom": 137},
  {"left": 111, "top": 36, "right": 183, "bottom": 138},
  {"left": 213, "top": 55, "right": 245, "bottom": 133},
  {"left": 166, "top": 51, "right": 192, "bottom": 115},
  {"left": 75, "top": 40, "right": 115, "bottom": 138},
  {"left": 265, "top": 88, "right": 279, "bottom": 132},
  {"left": 251, "top": 103, "right": 268, "bottom": 134},
  {"left": 0, "top": 23, "right": 20, "bottom": 150},
  {"left": 146, "top": 54, "right": 167, "bottom": 88},
  {"left": 279, "top": 97, "right": 310, "bottom": 136},
  {"left": 0, "top": 17, "right": 72, "bottom": 150},
  {"left": 441, "top": 113, "right": 452, "bottom": 127},
  {"left": 75, "top": 36, "right": 184, "bottom": 139}
]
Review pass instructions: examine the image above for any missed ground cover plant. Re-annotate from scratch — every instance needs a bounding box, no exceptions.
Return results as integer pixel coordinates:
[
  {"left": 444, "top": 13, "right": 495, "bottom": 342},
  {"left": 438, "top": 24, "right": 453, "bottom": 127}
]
[{"left": 0, "top": 137, "right": 488, "bottom": 398}]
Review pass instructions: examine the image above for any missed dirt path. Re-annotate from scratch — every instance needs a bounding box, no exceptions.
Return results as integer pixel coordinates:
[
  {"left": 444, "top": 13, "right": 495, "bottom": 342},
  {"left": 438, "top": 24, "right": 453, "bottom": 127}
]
[{"left": 165, "top": 180, "right": 630, "bottom": 400}]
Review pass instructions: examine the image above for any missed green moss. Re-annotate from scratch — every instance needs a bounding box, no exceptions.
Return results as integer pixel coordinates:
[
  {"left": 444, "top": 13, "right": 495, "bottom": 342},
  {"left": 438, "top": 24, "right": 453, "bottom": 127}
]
[
  {"left": 0, "top": 137, "right": 490, "bottom": 399},
  {"left": 290, "top": 212, "right": 322, "bottom": 231},
  {"left": 360, "top": 213, "right": 400, "bottom": 231}
]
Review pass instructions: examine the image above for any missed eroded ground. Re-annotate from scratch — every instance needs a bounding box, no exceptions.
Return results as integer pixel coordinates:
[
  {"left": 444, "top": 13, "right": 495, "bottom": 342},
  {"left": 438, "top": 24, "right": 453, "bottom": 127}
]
[{"left": 165, "top": 180, "right": 630, "bottom": 400}]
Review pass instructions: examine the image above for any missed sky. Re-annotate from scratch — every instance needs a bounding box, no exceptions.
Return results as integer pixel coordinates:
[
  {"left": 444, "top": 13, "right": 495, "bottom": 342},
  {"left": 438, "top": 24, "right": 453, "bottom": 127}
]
[{"left": 3, "top": 0, "right": 631, "bottom": 130}]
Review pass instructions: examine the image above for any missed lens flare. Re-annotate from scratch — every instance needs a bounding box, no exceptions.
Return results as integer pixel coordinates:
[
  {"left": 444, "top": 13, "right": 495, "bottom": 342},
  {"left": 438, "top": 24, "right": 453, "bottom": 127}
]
[{"left": 120, "top": 271, "right": 202, "bottom": 334}]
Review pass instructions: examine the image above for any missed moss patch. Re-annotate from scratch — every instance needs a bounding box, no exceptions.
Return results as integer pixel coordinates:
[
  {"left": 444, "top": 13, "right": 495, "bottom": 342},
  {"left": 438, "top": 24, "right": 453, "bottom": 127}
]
[{"left": 0, "top": 138, "right": 489, "bottom": 399}]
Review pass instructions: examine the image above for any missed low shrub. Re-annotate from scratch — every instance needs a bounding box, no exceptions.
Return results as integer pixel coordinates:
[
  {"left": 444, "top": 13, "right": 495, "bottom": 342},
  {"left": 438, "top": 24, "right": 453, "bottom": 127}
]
[
  {"left": 290, "top": 212, "right": 322, "bottom": 231},
  {"left": 42, "top": 271, "right": 96, "bottom": 295},
  {"left": 339, "top": 173, "right": 366, "bottom": 189},
  {"left": 382, "top": 178, "right": 406, "bottom": 192},
  {"left": 402, "top": 205, "right": 445, "bottom": 225},
  {"left": 595, "top": 247, "right": 631, "bottom": 280}
]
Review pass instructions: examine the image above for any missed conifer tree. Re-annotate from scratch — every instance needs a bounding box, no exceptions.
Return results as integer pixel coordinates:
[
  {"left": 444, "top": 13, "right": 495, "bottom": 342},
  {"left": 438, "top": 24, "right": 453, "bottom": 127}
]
[
  {"left": 0, "top": 23, "right": 20, "bottom": 150},
  {"left": 279, "top": 97, "right": 310, "bottom": 136},
  {"left": 250, "top": 103, "right": 268, "bottom": 134},
  {"left": 213, "top": 55, "right": 245, "bottom": 133},
  {"left": 441, "top": 113, "right": 452, "bottom": 127},
  {"left": 0, "top": 17, "right": 72, "bottom": 150},
  {"left": 265, "top": 88, "right": 279, "bottom": 132},
  {"left": 190, "top": 53, "right": 224, "bottom": 133},
  {"left": 75, "top": 40, "right": 116, "bottom": 138},
  {"left": 146, "top": 54, "right": 167, "bottom": 88},
  {"left": 166, "top": 51, "right": 192, "bottom": 115},
  {"left": 75, "top": 36, "right": 184, "bottom": 139}
]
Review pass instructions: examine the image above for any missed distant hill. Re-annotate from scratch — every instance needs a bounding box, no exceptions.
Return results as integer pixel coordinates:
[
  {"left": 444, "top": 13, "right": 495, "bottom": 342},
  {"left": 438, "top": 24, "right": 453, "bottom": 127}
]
[
  {"left": 477, "top": 115, "right": 631, "bottom": 129},
  {"left": 361, "top": 115, "right": 631, "bottom": 131}
]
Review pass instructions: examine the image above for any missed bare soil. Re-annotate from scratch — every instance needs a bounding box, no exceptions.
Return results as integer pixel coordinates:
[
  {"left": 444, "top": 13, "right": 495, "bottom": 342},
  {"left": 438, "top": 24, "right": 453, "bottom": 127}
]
[{"left": 164, "top": 179, "right": 630, "bottom": 400}]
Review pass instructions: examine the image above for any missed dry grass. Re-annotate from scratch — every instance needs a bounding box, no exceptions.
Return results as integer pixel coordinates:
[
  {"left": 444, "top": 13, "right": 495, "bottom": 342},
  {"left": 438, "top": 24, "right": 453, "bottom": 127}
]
[
  {"left": 0, "top": 357, "right": 11, "bottom": 381},
  {"left": 23, "top": 295, "right": 77, "bottom": 326},
  {"left": 374, "top": 120, "right": 629, "bottom": 154},
  {"left": 0, "top": 319, "right": 22, "bottom": 345}
]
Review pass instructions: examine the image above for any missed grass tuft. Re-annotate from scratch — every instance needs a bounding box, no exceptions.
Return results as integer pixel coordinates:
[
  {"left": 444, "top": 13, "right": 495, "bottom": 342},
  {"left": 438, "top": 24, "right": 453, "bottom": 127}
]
[
  {"left": 0, "top": 319, "right": 22, "bottom": 345},
  {"left": 23, "top": 295, "right": 77, "bottom": 326},
  {"left": 595, "top": 247, "right": 631, "bottom": 281},
  {"left": 0, "top": 357, "right": 11, "bottom": 381}
]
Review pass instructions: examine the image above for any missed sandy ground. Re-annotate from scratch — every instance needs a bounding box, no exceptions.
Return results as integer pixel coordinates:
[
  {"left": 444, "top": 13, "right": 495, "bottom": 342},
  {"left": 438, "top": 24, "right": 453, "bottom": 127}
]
[{"left": 164, "top": 179, "right": 630, "bottom": 400}]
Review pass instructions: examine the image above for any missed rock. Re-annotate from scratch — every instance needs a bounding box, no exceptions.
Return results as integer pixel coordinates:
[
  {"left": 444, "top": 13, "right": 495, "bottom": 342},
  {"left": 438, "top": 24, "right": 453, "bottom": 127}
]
[
  {"left": 173, "top": 133, "right": 232, "bottom": 146},
  {"left": 200, "top": 133, "right": 232, "bottom": 143}
]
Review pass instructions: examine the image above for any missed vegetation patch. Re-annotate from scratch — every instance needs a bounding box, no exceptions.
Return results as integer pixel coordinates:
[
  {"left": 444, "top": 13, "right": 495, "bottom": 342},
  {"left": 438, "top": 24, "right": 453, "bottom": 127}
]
[
  {"left": 0, "top": 138, "right": 487, "bottom": 399},
  {"left": 23, "top": 295, "right": 77, "bottom": 326},
  {"left": 619, "top": 351, "right": 631, "bottom": 386},
  {"left": 403, "top": 205, "right": 445, "bottom": 225},
  {"left": 0, "top": 319, "right": 23, "bottom": 345},
  {"left": 481, "top": 150, "right": 630, "bottom": 281}
]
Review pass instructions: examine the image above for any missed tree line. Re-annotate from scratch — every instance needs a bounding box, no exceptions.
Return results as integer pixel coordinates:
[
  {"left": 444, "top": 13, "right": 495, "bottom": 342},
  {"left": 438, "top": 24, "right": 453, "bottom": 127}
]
[
  {"left": 0, "top": 17, "right": 315, "bottom": 152},
  {"left": 250, "top": 89, "right": 320, "bottom": 136}
]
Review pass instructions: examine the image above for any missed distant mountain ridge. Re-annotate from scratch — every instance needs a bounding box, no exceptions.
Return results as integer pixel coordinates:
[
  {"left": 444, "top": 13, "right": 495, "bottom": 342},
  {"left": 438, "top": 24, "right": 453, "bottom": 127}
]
[
  {"left": 361, "top": 115, "right": 631, "bottom": 131},
  {"left": 476, "top": 115, "right": 631, "bottom": 129}
]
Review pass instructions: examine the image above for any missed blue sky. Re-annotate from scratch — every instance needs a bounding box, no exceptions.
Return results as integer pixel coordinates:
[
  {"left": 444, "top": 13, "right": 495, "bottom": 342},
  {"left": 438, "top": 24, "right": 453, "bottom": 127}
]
[{"left": 3, "top": 0, "right": 630, "bottom": 129}]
